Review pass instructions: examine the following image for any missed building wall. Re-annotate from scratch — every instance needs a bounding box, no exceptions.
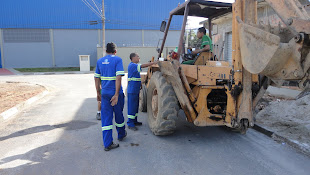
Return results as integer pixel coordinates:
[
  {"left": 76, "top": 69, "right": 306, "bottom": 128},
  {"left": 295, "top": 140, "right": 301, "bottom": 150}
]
[
  {"left": 0, "top": 29, "right": 4, "bottom": 68},
  {"left": 210, "top": 17, "right": 232, "bottom": 63},
  {"left": 0, "top": 28, "right": 180, "bottom": 68},
  {"left": 53, "top": 29, "right": 99, "bottom": 67},
  {"left": 105, "top": 30, "right": 143, "bottom": 47},
  {"left": 97, "top": 47, "right": 176, "bottom": 72},
  {"left": 1, "top": 29, "right": 53, "bottom": 68},
  {"left": 103, "top": 30, "right": 181, "bottom": 47},
  {"left": 3, "top": 42, "right": 53, "bottom": 68},
  {"left": 0, "top": 0, "right": 183, "bottom": 68}
]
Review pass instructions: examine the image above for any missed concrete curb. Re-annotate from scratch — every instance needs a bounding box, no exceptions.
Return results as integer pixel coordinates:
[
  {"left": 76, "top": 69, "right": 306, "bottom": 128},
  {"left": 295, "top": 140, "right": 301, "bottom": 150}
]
[
  {"left": 253, "top": 124, "right": 310, "bottom": 157},
  {"left": 266, "top": 86, "right": 301, "bottom": 99},
  {"left": 6, "top": 70, "right": 142, "bottom": 76},
  {"left": 7, "top": 68, "right": 23, "bottom": 75},
  {"left": 22, "top": 71, "right": 95, "bottom": 75},
  {"left": 0, "top": 88, "right": 49, "bottom": 122}
]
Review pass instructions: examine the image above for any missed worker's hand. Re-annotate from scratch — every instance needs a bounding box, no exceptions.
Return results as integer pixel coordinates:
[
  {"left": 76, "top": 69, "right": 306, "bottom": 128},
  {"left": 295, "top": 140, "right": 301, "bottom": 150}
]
[
  {"left": 192, "top": 49, "right": 201, "bottom": 55},
  {"left": 97, "top": 93, "right": 101, "bottom": 102},
  {"left": 110, "top": 95, "right": 119, "bottom": 106}
]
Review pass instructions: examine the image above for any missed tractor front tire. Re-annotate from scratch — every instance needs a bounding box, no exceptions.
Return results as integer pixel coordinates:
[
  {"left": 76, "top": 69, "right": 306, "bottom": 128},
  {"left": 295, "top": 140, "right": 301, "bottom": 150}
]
[{"left": 147, "top": 72, "right": 179, "bottom": 135}]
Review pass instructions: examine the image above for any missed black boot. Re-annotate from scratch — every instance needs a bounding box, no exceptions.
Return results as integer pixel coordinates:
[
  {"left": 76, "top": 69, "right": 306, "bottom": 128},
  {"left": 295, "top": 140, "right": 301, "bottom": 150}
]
[
  {"left": 104, "top": 142, "right": 119, "bottom": 151},
  {"left": 128, "top": 126, "right": 138, "bottom": 131},
  {"left": 118, "top": 130, "right": 127, "bottom": 141},
  {"left": 135, "top": 122, "right": 142, "bottom": 126}
]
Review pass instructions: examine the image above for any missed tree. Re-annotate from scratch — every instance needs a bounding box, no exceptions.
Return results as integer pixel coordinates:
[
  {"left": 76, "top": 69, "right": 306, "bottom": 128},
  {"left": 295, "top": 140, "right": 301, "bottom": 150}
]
[{"left": 187, "top": 29, "right": 201, "bottom": 49}]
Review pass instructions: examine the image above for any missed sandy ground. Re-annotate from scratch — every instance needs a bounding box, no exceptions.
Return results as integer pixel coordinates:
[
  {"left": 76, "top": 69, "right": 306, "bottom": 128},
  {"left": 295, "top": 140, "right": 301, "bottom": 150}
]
[
  {"left": 255, "top": 93, "right": 310, "bottom": 152},
  {"left": 0, "top": 82, "right": 45, "bottom": 113}
]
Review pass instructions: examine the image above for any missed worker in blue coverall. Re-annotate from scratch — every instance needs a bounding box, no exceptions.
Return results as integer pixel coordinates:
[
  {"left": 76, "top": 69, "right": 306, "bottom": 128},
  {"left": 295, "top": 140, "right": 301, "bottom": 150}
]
[
  {"left": 94, "top": 42, "right": 127, "bottom": 151},
  {"left": 127, "top": 53, "right": 157, "bottom": 131}
]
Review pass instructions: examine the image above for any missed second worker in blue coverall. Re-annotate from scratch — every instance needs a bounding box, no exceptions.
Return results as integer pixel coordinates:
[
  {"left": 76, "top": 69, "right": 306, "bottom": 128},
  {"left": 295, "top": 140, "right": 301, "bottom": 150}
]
[
  {"left": 94, "top": 42, "right": 127, "bottom": 151},
  {"left": 127, "top": 53, "right": 156, "bottom": 131}
]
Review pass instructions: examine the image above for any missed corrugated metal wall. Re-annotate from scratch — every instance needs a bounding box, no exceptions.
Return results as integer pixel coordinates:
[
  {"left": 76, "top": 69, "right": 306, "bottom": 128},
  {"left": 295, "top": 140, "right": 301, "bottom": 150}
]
[
  {"left": 0, "top": 0, "right": 183, "bottom": 68},
  {"left": 1, "top": 29, "right": 99, "bottom": 68},
  {"left": 105, "top": 0, "right": 183, "bottom": 30},
  {"left": 1, "top": 29, "right": 181, "bottom": 68},
  {"left": 104, "top": 29, "right": 180, "bottom": 47},
  {"left": 0, "top": 0, "right": 100, "bottom": 29},
  {"left": 0, "top": 0, "right": 183, "bottom": 30},
  {"left": 53, "top": 29, "right": 98, "bottom": 67},
  {"left": 97, "top": 46, "right": 179, "bottom": 72},
  {"left": 3, "top": 28, "right": 53, "bottom": 68}
]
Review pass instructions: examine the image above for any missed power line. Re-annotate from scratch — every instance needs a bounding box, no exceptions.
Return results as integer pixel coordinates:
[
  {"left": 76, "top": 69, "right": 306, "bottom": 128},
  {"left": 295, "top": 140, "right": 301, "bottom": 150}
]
[
  {"left": 82, "top": 0, "right": 102, "bottom": 18},
  {"left": 91, "top": 0, "right": 101, "bottom": 14},
  {"left": 87, "top": 0, "right": 103, "bottom": 17}
]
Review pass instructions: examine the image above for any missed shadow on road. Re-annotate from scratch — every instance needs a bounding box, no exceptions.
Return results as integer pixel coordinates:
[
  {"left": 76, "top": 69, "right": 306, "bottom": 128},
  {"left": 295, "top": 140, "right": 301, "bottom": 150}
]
[
  {"left": 0, "top": 97, "right": 99, "bottom": 174},
  {"left": 0, "top": 120, "right": 97, "bottom": 142},
  {"left": 2, "top": 95, "right": 309, "bottom": 175}
]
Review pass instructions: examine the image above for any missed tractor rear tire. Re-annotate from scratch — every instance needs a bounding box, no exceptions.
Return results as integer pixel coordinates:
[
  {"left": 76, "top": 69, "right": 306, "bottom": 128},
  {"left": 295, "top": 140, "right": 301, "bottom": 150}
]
[
  {"left": 147, "top": 72, "right": 179, "bottom": 135},
  {"left": 139, "top": 84, "right": 147, "bottom": 112}
]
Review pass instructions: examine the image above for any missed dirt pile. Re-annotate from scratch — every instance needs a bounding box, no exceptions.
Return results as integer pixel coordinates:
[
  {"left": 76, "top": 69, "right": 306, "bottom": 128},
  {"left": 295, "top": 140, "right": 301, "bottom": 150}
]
[
  {"left": 0, "top": 82, "right": 45, "bottom": 113},
  {"left": 255, "top": 93, "right": 310, "bottom": 153}
]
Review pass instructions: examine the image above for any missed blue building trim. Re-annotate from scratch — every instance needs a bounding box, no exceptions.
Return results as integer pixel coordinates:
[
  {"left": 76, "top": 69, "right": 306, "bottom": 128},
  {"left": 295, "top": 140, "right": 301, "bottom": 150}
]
[{"left": 0, "top": 0, "right": 182, "bottom": 30}]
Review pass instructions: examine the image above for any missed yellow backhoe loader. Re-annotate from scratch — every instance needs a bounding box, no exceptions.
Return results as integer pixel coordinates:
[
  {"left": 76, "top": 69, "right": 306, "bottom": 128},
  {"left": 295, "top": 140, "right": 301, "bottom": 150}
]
[{"left": 139, "top": 0, "right": 310, "bottom": 135}]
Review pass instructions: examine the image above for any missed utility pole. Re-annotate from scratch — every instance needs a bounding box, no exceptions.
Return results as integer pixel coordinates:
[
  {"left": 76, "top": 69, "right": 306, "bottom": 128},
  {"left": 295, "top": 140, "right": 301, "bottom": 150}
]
[
  {"left": 189, "top": 28, "right": 192, "bottom": 47},
  {"left": 102, "top": 0, "right": 105, "bottom": 56}
]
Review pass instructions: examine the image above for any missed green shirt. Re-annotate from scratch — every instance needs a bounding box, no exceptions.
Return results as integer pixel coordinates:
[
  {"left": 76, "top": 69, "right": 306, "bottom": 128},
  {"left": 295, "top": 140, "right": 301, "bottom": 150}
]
[{"left": 201, "top": 35, "right": 213, "bottom": 52}]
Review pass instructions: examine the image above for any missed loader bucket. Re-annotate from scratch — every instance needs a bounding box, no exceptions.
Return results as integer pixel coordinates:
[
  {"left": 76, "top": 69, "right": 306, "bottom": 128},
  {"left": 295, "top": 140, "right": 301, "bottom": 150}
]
[{"left": 238, "top": 21, "right": 293, "bottom": 76}]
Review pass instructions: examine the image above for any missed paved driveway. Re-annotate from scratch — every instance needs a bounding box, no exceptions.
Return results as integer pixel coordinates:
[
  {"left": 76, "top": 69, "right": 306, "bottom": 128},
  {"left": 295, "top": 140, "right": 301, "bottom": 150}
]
[{"left": 0, "top": 74, "right": 309, "bottom": 175}]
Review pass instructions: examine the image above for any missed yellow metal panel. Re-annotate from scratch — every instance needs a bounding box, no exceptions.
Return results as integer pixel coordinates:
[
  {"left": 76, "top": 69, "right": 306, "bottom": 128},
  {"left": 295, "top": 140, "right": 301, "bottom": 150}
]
[
  {"left": 194, "top": 105, "right": 226, "bottom": 126},
  {"left": 236, "top": 0, "right": 257, "bottom": 124},
  {"left": 206, "top": 61, "right": 230, "bottom": 67},
  {"left": 193, "top": 88, "right": 211, "bottom": 114},
  {"left": 194, "top": 66, "right": 231, "bottom": 86},
  {"left": 232, "top": 1, "right": 243, "bottom": 84},
  {"left": 193, "top": 87, "right": 226, "bottom": 126},
  {"left": 252, "top": 74, "right": 259, "bottom": 83},
  {"left": 194, "top": 52, "right": 213, "bottom": 65},
  {"left": 225, "top": 85, "right": 236, "bottom": 127},
  {"left": 180, "top": 65, "right": 198, "bottom": 80}
]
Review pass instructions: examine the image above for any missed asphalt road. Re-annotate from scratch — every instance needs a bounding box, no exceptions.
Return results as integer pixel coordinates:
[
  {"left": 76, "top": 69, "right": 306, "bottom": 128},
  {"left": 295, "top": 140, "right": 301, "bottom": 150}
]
[{"left": 0, "top": 74, "right": 309, "bottom": 175}]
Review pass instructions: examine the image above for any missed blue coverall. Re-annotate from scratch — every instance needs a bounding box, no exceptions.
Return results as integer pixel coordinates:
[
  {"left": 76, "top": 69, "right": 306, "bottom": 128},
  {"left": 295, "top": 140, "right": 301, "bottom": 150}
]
[
  {"left": 127, "top": 62, "right": 142, "bottom": 127},
  {"left": 95, "top": 55, "right": 126, "bottom": 148}
]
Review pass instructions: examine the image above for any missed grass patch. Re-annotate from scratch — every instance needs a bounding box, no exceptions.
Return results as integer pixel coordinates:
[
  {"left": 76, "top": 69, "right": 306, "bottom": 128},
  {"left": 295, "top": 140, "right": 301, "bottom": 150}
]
[{"left": 15, "top": 67, "right": 95, "bottom": 72}]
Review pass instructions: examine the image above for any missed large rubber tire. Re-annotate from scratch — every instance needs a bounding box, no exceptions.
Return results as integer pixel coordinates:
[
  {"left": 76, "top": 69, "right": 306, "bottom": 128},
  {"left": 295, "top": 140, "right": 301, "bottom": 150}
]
[
  {"left": 139, "top": 84, "right": 147, "bottom": 112},
  {"left": 147, "top": 72, "right": 179, "bottom": 135}
]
